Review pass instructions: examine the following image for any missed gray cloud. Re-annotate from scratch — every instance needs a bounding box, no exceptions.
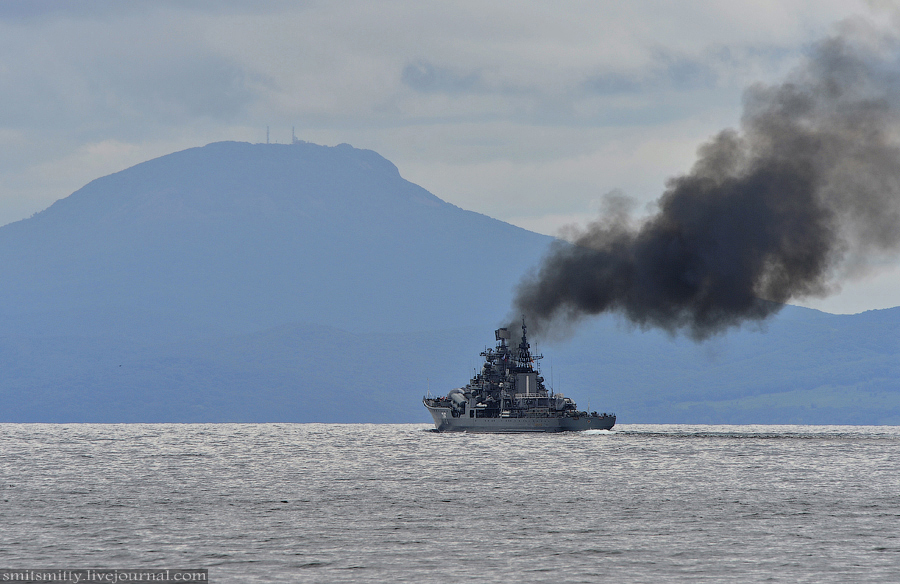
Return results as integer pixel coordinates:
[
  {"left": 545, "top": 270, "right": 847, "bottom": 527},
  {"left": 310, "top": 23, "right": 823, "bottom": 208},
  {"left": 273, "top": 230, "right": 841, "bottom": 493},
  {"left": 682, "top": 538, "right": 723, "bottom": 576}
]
[
  {"left": 0, "top": 0, "right": 295, "bottom": 21},
  {"left": 95, "top": 54, "right": 259, "bottom": 122},
  {"left": 401, "top": 60, "right": 484, "bottom": 94},
  {"left": 583, "top": 49, "right": 730, "bottom": 95},
  {"left": 0, "top": 23, "right": 261, "bottom": 138}
]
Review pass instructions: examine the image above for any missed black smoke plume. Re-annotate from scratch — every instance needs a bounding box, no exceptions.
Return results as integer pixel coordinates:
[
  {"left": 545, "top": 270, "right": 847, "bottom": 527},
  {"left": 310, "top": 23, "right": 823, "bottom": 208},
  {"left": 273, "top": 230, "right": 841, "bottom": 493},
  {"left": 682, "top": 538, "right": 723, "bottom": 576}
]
[{"left": 513, "top": 20, "right": 900, "bottom": 341}]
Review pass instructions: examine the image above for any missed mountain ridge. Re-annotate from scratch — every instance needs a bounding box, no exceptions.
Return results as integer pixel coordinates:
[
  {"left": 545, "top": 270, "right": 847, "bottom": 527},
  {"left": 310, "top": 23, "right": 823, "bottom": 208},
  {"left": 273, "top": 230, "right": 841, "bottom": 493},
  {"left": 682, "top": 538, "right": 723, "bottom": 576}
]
[{"left": 0, "top": 140, "right": 553, "bottom": 337}]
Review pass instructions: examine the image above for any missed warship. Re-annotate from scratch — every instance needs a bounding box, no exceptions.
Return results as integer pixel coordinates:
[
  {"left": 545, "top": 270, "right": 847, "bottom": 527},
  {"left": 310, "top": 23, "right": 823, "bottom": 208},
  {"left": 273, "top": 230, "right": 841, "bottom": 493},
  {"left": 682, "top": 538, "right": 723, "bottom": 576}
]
[{"left": 423, "top": 320, "right": 615, "bottom": 432}]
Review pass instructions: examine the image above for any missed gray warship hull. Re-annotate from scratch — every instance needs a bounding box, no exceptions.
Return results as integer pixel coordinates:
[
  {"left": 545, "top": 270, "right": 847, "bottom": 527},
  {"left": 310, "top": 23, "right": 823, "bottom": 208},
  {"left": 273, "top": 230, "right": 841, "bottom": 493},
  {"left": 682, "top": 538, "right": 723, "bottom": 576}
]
[
  {"left": 424, "top": 402, "right": 615, "bottom": 433},
  {"left": 423, "top": 321, "right": 616, "bottom": 433}
]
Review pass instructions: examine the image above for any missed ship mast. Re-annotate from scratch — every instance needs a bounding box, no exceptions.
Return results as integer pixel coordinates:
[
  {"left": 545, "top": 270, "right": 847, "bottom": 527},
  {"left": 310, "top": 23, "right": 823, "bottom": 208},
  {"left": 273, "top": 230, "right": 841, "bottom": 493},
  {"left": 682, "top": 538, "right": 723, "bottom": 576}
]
[{"left": 515, "top": 317, "right": 541, "bottom": 369}]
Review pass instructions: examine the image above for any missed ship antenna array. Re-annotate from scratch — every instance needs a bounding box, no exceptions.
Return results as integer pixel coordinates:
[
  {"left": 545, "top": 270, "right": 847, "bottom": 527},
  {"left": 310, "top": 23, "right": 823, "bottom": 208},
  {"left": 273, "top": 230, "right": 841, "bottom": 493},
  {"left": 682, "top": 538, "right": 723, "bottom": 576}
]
[{"left": 550, "top": 359, "right": 554, "bottom": 396}]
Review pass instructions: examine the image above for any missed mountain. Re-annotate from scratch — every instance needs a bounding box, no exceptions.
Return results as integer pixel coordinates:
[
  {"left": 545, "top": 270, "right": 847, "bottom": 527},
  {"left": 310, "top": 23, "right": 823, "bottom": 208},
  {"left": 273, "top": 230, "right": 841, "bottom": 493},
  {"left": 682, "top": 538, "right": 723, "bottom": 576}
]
[
  {"left": 1, "top": 140, "right": 899, "bottom": 423},
  {"left": 0, "top": 140, "right": 552, "bottom": 338}
]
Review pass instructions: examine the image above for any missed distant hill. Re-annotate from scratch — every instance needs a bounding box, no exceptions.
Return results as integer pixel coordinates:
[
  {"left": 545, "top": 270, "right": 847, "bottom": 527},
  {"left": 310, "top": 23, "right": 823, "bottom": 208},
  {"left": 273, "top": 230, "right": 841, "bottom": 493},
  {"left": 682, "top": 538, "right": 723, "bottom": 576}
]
[
  {"left": 554, "top": 305, "right": 900, "bottom": 425},
  {"left": 0, "top": 141, "right": 552, "bottom": 337},
  {"left": 1, "top": 140, "right": 898, "bottom": 423}
]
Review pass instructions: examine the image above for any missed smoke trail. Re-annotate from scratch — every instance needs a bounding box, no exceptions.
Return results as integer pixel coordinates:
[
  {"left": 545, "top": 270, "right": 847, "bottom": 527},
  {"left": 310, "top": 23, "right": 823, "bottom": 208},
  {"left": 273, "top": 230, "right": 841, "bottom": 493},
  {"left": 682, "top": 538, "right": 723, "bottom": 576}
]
[{"left": 513, "top": 19, "right": 900, "bottom": 340}]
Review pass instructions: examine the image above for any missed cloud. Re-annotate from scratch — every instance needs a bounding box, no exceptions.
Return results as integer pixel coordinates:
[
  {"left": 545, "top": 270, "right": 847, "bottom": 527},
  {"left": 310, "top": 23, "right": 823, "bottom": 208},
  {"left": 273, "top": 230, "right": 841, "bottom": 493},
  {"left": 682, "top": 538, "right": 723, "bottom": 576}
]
[
  {"left": 583, "top": 50, "right": 720, "bottom": 95},
  {"left": 401, "top": 61, "right": 483, "bottom": 94},
  {"left": 0, "top": 0, "right": 295, "bottom": 21},
  {"left": 0, "top": 13, "right": 263, "bottom": 139}
]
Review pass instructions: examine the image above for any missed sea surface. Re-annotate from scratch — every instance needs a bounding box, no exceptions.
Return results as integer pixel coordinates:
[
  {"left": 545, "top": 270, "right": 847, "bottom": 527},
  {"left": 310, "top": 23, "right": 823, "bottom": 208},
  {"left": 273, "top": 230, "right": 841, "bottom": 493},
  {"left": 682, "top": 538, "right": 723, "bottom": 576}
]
[{"left": 0, "top": 424, "right": 897, "bottom": 583}]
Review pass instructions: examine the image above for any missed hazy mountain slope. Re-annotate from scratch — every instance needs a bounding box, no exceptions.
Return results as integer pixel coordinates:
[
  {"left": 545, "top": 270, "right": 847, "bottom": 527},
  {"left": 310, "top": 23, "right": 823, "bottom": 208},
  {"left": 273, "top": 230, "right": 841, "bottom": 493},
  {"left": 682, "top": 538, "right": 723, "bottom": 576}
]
[
  {"left": 552, "top": 305, "right": 900, "bottom": 425},
  {"left": 3, "top": 305, "right": 897, "bottom": 424},
  {"left": 0, "top": 141, "right": 551, "bottom": 337},
  {"left": 0, "top": 323, "right": 483, "bottom": 422}
]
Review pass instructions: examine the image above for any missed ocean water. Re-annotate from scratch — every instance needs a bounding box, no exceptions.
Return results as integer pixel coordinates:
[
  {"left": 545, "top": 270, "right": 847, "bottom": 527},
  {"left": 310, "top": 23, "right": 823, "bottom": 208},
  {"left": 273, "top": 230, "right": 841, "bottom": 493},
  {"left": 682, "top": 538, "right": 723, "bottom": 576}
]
[{"left": 0, "top": 424, "right": 897, "bottom": 583}]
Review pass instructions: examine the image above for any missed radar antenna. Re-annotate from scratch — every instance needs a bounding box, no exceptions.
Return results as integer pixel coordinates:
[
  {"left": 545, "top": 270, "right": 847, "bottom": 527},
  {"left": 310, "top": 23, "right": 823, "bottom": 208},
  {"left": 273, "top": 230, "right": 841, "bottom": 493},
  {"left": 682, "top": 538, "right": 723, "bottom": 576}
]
[{"left": 516, "top": 316, "right": 541, "bottom": 367}]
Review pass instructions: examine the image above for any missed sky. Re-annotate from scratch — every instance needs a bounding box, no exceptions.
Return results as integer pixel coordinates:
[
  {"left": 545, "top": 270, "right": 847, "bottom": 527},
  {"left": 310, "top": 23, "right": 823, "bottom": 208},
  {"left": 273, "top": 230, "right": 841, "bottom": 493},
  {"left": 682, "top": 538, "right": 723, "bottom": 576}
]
[{"left": 2, "top": 0, "right": 899, "bottom": 314}]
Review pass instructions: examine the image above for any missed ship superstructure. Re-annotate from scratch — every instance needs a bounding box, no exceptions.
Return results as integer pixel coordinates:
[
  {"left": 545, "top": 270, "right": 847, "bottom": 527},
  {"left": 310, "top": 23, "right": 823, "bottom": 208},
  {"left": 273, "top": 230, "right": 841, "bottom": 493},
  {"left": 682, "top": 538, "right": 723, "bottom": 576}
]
[{"left": 423, "top": 321, "right": 615, "bottom": 432}]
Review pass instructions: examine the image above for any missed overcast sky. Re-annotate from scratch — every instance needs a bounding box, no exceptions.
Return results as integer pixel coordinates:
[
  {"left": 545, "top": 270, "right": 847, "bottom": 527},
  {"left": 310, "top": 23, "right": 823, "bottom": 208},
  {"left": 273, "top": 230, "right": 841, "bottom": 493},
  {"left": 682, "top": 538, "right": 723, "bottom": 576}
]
[{"left": 2, "top": 0, "right": 898, "bottom": 314}]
